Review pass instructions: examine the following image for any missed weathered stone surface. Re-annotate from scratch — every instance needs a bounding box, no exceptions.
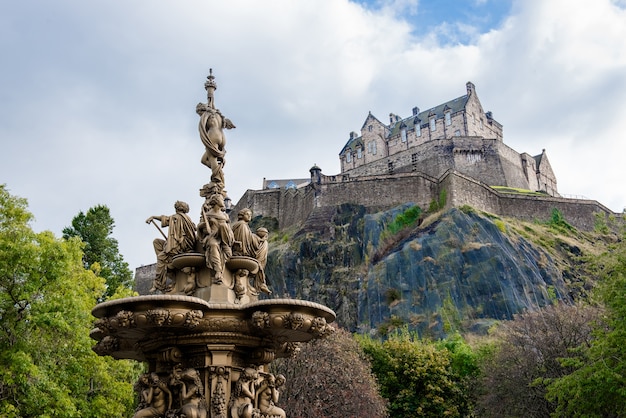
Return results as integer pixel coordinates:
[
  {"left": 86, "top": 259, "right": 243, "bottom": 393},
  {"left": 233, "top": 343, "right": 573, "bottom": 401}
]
[{"left": 264, "top": 204, "right": 582, "bottom": 337}]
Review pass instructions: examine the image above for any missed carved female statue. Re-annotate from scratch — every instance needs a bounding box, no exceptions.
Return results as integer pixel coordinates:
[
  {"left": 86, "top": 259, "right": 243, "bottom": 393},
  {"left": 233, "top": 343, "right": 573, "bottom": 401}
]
[
  {"left": 178, "top": 368, "right": 207, "bottom": 418},
  {"left": 232, "top": 209, "right": 270, "bottom": 294},
  {"left": 133, "top": 373, "right": 173, "bottom": 418},
  {"left": 229, "top": 367, "right": 258, "bottom": 418},
  {"left": 256, "top": 374, "right": 286, "bottom": 418},
  {"left": 197, "top": 104, "right": 235, "bottom": 191},
  {"left": 198, "top": 194, "right": 234, "bottom": 284},
  {"left": 146, "top": 201, "right": 196, "bottom": 292}
]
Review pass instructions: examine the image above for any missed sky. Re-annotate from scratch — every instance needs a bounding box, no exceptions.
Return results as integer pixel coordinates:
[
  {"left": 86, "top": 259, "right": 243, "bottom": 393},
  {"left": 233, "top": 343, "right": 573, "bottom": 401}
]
[{"left": 1, "top": 0, "right": 625, "bottom": 272}]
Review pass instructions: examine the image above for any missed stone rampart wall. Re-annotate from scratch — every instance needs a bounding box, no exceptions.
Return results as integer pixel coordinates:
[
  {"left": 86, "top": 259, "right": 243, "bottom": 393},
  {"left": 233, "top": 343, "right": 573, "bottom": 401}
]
[
  {"left": 230, "top": 187, "right": 316, "bottom": 229},
  {"left": 317, "top": 173, "right": 439, "bottom": 212},
  {"left": 442, "top": 170, "right": 613, "bottom": 230},
  {"left": 235, "top": 169, "right": 614, "bottom": 233}
]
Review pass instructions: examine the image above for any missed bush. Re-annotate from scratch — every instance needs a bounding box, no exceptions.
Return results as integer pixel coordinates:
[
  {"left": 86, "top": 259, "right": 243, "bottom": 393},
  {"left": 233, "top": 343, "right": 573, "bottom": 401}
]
[{"left": 358, "top": 329, "right": 479, "bottom": 417}]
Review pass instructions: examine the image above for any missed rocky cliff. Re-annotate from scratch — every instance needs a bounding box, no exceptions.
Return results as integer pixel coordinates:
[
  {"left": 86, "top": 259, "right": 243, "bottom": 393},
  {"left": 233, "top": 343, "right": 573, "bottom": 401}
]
[{"left": 258, "top": 204, "right": 606, "bottom": 338}]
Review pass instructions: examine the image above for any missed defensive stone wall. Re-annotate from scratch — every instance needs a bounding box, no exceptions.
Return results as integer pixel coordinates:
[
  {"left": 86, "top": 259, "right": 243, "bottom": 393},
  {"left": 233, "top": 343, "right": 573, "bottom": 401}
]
[
  {"left": 230, "top": 186, "right": 315, "bottom": 228},
  {"left": 235, "top": 169, "right": 616, "bottom": 233},
  {"left": 442, "top": 170, "right": 614, "bottom": 230},
  {"left": 316, "top": 172, "right": 439, "bottom": 211}
]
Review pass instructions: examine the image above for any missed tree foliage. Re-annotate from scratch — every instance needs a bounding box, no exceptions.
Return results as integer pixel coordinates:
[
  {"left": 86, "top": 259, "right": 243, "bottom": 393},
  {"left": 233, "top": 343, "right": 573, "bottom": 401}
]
[
  {"left": 475, "top": 303, "right": 601, "bottom": 417},
  {"left": 0, "top": 185, "right": 139, "bottom": 417},
  {"left": 546, "top": 227, "right": 626, "bottom": 417},
  {"left": 358, "top": 330, "right": 479, "bottom": 417},
  {"left": 62, "top": 204, "right": 133, "bottom": 299},
  {"left": 271, "top": 327, "right": 388, "bottom": 418}
]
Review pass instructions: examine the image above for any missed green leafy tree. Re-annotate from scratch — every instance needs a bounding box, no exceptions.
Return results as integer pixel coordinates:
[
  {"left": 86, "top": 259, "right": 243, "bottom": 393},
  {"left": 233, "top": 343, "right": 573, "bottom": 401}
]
[
  {"left": 358, "top": 329, "right": 479, "bottom": 417},
  {"left": 0, "top": 185, "right": 139, "bottom": 417},
  {"left": 272, "top": 327, "right": 388, "bottom": 418},
  {"left": 63, "top": 204, "right": 133, "bottom": 299},
  {"left": 546, "top": 228, "right": 626, "bottom": 417}
]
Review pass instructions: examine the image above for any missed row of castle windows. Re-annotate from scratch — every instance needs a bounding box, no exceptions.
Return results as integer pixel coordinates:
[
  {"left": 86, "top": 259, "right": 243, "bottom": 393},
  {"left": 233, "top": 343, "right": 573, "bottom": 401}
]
[{"left": 345, "top": 111, "right": 462, "bottom": 163}]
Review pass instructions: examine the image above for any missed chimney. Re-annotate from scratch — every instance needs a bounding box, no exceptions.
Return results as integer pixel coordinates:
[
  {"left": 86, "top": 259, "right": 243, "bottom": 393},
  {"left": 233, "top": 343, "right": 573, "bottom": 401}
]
[
  {"left": 412, "top": 106, "right": 420, "bottom": 116},
  {"left": 466, "top": 81, "right": 475, "bottom": 96}
]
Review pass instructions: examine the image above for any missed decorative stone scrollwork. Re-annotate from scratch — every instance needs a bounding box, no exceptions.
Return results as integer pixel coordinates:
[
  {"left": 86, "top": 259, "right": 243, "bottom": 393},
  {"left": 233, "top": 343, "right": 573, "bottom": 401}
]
[
  {"left": 112, "top": 310, "right": 135, "bottom": 328},
  {"left": 282, "top": 312, "right": 305, "bottom": 330},
  {"left": 93, "top": 317, "right": 112, "bottom": 334},
  {"left": 183, "top": 309, "right": 203, "bottom": 329},
  {"left": 250, "top": 348, "right": 275, "bottom": 364},
  {"left": 93, "top": 335, "right": 119, "bottom": 356},
  {"left": 210, "top": 366, "right": 228, "bottom": 418},
  {"left": 309, "top": 316, "right": 335, "bottom": 337},
  {"left": 146, "top": 308, "right": 172, "bottom": 326},
  {"left": 282, "top": 342, "right": 301, "bottom": 358},
  {"left": 251, "top": 311, "right": 270, "bottom": 329}
]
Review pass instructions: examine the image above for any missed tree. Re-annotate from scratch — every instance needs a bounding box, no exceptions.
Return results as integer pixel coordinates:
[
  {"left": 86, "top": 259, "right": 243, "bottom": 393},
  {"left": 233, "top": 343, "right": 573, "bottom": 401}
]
[
  {"left": 475, "top": 303, "right": 601, "bottom": 417},
  {"left": 271, "top": 327, "right": 388, "bottom": 418},
  {"left": 0, "top": 185, "right": 139, "bottom": 417},
  {"left": 546, "top": 227, "right": 626, "bottom": 417},
  {"left": 358, "top": 329, "right": 479, "bottom": 417},
  {"left": 63, "top": 204, "right": 133, "bottom": 299}
]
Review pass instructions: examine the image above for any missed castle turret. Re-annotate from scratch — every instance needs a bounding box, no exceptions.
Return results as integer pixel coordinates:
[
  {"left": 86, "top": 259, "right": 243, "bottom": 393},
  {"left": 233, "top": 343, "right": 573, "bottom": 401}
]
[{"left": 310, "top": 164, "right": 322, "bottom": 185}]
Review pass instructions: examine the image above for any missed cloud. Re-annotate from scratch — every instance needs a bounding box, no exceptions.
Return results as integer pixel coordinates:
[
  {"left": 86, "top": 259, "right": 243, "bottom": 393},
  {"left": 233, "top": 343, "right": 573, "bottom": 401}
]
[{"left": 1, "top": 0, "right": 624, "bottom": 272}]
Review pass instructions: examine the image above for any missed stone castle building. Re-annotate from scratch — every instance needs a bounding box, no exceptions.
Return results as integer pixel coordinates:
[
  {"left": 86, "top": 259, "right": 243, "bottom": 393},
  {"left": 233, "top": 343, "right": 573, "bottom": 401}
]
[
  {"left": 233, "top": 83, "right": 613, "bottom": 231},
  {"left": 338, "top": 82, "right": 557, "bottom": 197}
]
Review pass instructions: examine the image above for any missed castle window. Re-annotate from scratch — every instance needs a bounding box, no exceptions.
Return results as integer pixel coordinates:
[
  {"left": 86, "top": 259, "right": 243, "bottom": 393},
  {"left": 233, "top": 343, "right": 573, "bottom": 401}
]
[
  {"left": 401, "top": 127, "right": 407, "bottom": 142},
  {"left": 368, "top": 125, "right": 373, "bottom": 132},
  {"left": 411, "top": 153, "right": 418, "bottom": 164},
  {"left": 445, "top": 112, "right": 451, "bottom": 126},
  {"left": 285, "top": 181, "right": 296, "bottom": 189},
  {"left": 415, "top": 123, "right": 421, "bottom": 137},
  {"left": 346, "top": 151, "right": 352, "bottom": 163},
  {"left": 480, "top": 119, "right": 484, "bottom": 129},
  {"left": 388, "top": 161, "right": 394, "bottom": 174},
  {"left": 357, "top": 148, "right": 362, "bottom": 159},
  {"left": 368, "top": 141, "right": 377, "bottom": 155},
  {"left": 430, "top": 118, "right": 436, "bottom": 132}
]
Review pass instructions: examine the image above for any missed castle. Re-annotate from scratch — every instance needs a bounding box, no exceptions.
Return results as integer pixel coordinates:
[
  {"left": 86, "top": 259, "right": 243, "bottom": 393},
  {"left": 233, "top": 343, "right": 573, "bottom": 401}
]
[{"left": 232, "top": 82, "right": 613, "bottom": 231}]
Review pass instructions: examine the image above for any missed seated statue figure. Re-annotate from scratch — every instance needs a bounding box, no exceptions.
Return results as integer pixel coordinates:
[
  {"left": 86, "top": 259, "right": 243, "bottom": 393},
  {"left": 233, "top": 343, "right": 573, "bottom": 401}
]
[
  {"left": 133, "top": 373, "right": 173, "bottom": 418},
  {"left": 146, "top": 201, "right": 196, "bottom": 292},
  {"left": 170, "top": 367, "right": 207, "bottom": 418},
  {"left": 256, "top": 374, "right": 286, "bottom": 418},
  {"left": 231, "top": 208, "right": 270, "bottom": 294},
  {"left": 229, "top": 368, "right": 258, "bottom": 418}
]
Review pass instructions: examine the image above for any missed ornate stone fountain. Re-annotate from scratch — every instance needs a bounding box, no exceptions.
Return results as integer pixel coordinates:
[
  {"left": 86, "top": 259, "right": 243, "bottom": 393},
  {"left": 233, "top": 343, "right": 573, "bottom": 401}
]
[{"left": 90, "top": 70, "right": 335, "bottom": 418}]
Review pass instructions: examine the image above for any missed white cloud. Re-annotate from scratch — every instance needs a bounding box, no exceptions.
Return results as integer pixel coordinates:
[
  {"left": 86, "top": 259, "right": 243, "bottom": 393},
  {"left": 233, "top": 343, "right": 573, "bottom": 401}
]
[{"left": 1, "top": 0, "right": 624, "bottom": 272}]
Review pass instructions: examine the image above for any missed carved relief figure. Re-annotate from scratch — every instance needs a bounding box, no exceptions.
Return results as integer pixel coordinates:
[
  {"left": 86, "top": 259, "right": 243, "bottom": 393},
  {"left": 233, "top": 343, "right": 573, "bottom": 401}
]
[
  {"left": 146, "top": 201, "right": 196, "bottom": 292},
  {"left": 257, "top": 374, "right": 286, "bottom": 418},
  {"left": 229, "top": 368, "right": 258, "bottom": 418},
  {"left": 232, "top": 209, "right": 271, "bottom": 294},
  {"left": 198, "top": 194, "right": 234, "bottom": 284},
  {"left": 170, "top": 367, "right": 207, "bottom": 418},
  {"left": 133, "top": 373, "right": 173, "bottom": 418}
]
